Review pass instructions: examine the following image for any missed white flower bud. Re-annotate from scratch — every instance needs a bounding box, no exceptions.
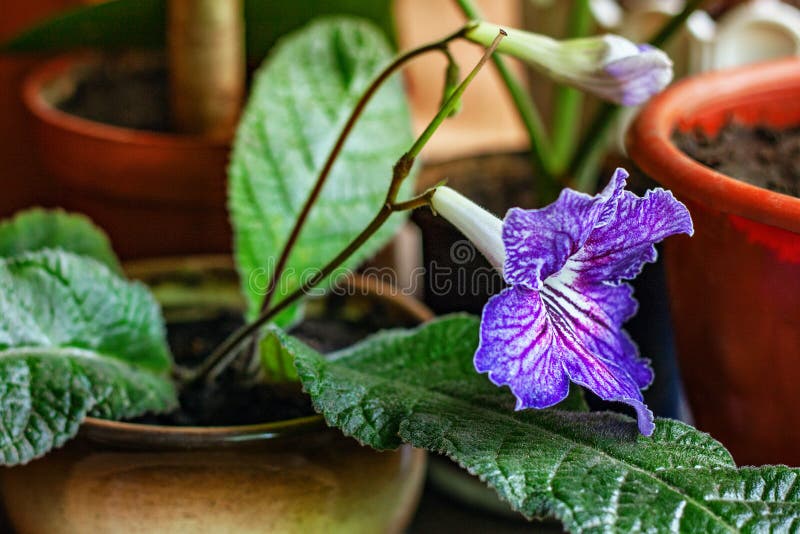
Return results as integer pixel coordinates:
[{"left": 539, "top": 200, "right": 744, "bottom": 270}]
[{"left": 430, "top": 186, "right": 505, "bottom": 274}]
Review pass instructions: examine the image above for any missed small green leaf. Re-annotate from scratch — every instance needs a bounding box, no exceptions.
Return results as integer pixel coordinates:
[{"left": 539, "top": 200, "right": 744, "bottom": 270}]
[
  {"left": 288, "top": 314, "right": 800, "bottom": 532},
  {"left": 0, "top": 250, "right": 176, "bottom": 465},
  {"left": 259, "top": 328, "right": 299, "bottom": 382},
  {"left": 0, "top": 209, "right": 120, "bottom": 272},
  {"left": 229, "top": 17, "right": 415, "bottom": 326}
]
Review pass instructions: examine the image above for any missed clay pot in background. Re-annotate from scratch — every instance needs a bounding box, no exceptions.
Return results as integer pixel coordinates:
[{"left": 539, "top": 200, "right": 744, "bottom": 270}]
[
  {"left": 627, "top": 58, "right": 800, "bottom": 466},
  {"left": 23, "top": 54, "right": 231, "bottom": 259},
  {"left": 0, "top": 0, "right": 88, "bottom": 217},
  {"left": 1, "top": 256, "right": 429, "bottom": 534}
]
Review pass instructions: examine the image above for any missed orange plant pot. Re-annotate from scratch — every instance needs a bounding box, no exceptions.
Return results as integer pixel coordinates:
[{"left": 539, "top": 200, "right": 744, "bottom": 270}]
[
  {"left": 627, "top": 58, "right": 800, "bottom": 466},
  {"left": 23, "top": 54, "right": 231, "bottom": 259},
  {"left": 0, "top": 0, "right": 87, "bottom": 217}
]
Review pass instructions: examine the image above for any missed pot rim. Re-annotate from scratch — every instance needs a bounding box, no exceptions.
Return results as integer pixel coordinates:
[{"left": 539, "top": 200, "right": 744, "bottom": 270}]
[
  {"left": 21, "top": 52, "right": 230, "bottom": 149},
  {"left": 80, "top": 255, "right": 433, "bottom": 448},
  {"left": 626, "top": 57, "right": 800, "bottom": 234}
]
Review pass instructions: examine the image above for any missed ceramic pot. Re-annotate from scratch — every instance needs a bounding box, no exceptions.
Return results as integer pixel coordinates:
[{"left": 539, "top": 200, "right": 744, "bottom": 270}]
[
  {"left": 0, "top": 1, "right": 87, "bottom": 217},
  {"left": 22, "top": 54, "right": 231, "bottom": 259},
  {"left": 1, "top": 256, "right": 429, "bottom": 533},
  {"left": 627, "top": 58, "right": 800, "bottom": 466}
]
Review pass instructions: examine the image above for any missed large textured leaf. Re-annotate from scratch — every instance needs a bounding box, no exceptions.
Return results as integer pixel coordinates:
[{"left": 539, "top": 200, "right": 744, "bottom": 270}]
[
  {"left": 0, "top": 250, "right": 175, "bottom": 465},
  {"left": 288, "top": 315, "right": 800, "bottom": 532},
  {"left": 1, "top": 0, "right": 395, "bottom": 62},
  {"left": 0, "top": 209, "right": 120, "bottom": 272},
  {"left": 229, "top": 17, "right": 415, "bottom": 325}
]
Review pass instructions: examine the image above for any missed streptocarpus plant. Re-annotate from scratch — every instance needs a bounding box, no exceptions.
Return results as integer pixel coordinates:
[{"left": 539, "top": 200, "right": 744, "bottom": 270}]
[{"left": 2, "top": 15, "right": 800, "bottom": 534}]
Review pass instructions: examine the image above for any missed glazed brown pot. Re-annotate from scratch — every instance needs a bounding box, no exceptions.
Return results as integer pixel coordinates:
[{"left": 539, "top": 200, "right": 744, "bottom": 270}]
[
  {"left": 22, "top": 54, "right": 231, "bottom": 259},
  {"left": 627, "top": 58, "right": 800, "bottom": 466},
  {"left": 1, "top": 256, "right": 429, "bottom": 533}
]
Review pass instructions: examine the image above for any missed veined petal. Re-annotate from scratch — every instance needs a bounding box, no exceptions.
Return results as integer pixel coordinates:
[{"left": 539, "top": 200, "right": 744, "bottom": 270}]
[
  {"left": 502, "top": 169, "right": 627, "bottom": 289},
  {"left": 560, "top": 340, "right": 655, "bottom": 436},
  {"left": 572, "top": 187, "right": 694, "bottom": 284},
  {"left": 476, "top": 286, "right": 569, "bottom": 409},
  {"left": 542, "top": 268, "right": 653, "bottom": 389}
]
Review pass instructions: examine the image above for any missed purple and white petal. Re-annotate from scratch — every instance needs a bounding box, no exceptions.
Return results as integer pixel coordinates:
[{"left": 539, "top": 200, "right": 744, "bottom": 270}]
[
  {"left": 603, "top": 43, "right": 674, "bottom": 106},
  {"left": 570, "top": 187, "right": 693, "bottom": 285},
  {"left": 476, "top": 286, "right": 570, "bottom": 409},
  {"left": 502, "top": 169, "right": 627, "bottom": 289},
  {"left": 560, "top": 340, "right": 655, "bottom": 436},
  {"left": 541, "top": 269, "right": 653, "bottom": 389}
]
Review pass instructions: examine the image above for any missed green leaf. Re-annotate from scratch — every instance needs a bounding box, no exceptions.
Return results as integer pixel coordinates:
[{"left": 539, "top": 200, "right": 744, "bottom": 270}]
[
  {"left": 259, "top": 328, "right": 299, "bottom": 382},
  {"left": 229, "top": 17, "right": 415, "bottom": 325},
  {"left": 0, "top": 250, "right": 176, "bottom": 465},
  {"left": 0, "top": 209, "right": 120, "bottom": 272},
  {"left": 1, "top": 0, "right": 396, "bottom": 62},
  {"left": 288, "top": 315, "right": 800, "bottom": 532}
]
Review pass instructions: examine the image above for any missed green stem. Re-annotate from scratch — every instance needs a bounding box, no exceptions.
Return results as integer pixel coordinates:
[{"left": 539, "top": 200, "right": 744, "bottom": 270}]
[
  {"left": 569, "top": 0, "right": 707, "bottom": 192},
  {"left": 550, "top": 0, "right": 592, "bottom": 175},
  {"left": 454, "top": 0, "right": 558, "bottom": 202},
  {"left": 184, "top": 30, "right": 507, "bottom": 386}
]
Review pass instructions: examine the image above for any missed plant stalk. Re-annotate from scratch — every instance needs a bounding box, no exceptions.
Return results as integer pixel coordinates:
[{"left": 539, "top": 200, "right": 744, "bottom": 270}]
[
  {"left": 257, "top": 26, "right": 471, "bottom": 316},
  {"left": 570, "top": 0, "right": 707, "bottom": 192},
  {"left": 454, "top": 0, "right": 557, "bottom": 201},
  {"left": 550, "top": 0, "right": 592, "bottom": 175},
  {"left": 184, "top": 30, "right": 507, "bottom": 386}
]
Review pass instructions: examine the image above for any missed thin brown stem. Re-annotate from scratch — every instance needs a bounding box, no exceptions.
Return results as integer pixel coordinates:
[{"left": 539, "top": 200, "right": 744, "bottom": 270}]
[
  {"left": 184, "top": 29, "right": 506, "bottom": 386},
  {"left": 257, "top": 26, "right": 471, "bottom": 316}
]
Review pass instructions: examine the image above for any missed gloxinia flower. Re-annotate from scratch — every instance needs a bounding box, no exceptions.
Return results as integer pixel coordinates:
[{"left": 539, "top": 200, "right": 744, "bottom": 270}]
[
  {"left": 430, "top": 169, "right": 693, "bottom": 435},
  {"left": 465, "top": 21, "right": 673, "bottom": 106}
]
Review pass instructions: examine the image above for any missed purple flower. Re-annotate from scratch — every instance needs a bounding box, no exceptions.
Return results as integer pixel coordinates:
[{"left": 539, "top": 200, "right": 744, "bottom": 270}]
[
  {"left": 431, "top": 169, "right": 693, "bottom": 435},
  {"left": 466, "top": 22, "right": 673, "bottom": 106}
]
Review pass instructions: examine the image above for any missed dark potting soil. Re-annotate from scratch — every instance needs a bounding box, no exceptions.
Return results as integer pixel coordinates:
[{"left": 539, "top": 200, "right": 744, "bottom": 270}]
[
  {"left": 132, "top": 312, "right": 374, "bottom": 427},
  {"left": 674, "top": 123, "right": 800, "bottom": 198},
  {"left": 57, "top": 55, "right": 172, "bottom": 132}
]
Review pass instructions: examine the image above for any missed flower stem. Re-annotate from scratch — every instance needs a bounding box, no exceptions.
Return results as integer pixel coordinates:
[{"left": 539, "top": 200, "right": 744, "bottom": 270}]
[
  {"left": 569, "top": 0, "right": 707, "bottom": 192},
  {"left": 257, "top": 26, "right": 470, "bottom": 316},
  {"left": 183, "top": 30, "right": 507, "bottom": 386},
  {"left": 550, "top": 0, "right": 592, "bottom": 175},
  {"left": 454, "top": 0, "right": 557, "bottom": 202}
]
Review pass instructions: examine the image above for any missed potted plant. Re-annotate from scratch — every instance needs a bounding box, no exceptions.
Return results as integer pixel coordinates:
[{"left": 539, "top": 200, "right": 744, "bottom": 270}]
[
  {"left": 3, "top": 0, "right": 395, "bottom": 258},
  {"left": 627, "top": 57, "right": 800, "bottom": 467},
  {"left": 2, "top": 14, "right": 800, "bottom": 534}
]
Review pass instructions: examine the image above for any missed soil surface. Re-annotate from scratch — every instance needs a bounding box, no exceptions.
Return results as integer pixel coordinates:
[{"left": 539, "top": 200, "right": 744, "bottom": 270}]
[
  {"left": 674, "top": 123, "right": 800, "bottom": 198},
  {"left": 57, "top": 54, "right": 171, "bottom": 132},
  {"left": 132, "top": 312, "right": 376, "bottom": 427}
]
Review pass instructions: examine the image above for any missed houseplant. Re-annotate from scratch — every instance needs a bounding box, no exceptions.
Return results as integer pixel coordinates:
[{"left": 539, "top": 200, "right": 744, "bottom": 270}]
[
  {"left": 3, "top": 0, "right": 395, "bottom": 258},
  {"left": 2, "top": 14, "right": 800, "bottom": 534},
  {"left": 626, "top": 57, "right": 800, "bottom": 466}
]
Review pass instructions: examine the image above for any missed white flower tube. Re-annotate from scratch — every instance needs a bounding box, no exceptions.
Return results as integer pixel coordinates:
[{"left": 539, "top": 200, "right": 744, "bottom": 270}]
[
  {"left": 431, "top": 186, "right": 505, "bottom": 274},
  {"left": 466, "top": 21, "right": 673, "bottom": 106}
]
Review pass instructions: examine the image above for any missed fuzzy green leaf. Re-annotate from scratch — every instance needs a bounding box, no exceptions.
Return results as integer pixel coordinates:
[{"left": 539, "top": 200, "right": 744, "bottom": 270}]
[
  {"left": 0, "top": 250, "right": 176, "bottom": 465},
  {"left": 229, "top": 17, "right": 415, "bottom": 326},
  {"left": 288, "top": 314, "right": 800, "bottom": 532},
  {"left": 0, "top": 209, "right": 120, "bottom": 272}
]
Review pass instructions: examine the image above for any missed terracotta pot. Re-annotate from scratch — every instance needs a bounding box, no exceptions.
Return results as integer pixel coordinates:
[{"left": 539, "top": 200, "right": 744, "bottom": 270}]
[
  {"left": 627, "top": 58, "right": 800, "bottom": 466},
  {"left": 22, "top": 54, "right": 231, "bottom": 259},
  {"left": 1, "top": 256, "right": 429, "bottom": 533},
  {"left": 0, "top": 1, "right": 87, "bottom": 217}
]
